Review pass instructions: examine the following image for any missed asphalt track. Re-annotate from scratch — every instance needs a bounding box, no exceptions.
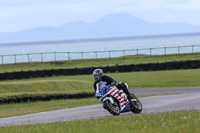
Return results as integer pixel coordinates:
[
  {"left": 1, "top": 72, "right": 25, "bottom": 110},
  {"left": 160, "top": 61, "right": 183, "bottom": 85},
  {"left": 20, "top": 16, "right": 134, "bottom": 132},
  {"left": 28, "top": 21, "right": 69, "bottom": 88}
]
[{"left": 0, "top": 87, "right": 200, "bottom": 127}]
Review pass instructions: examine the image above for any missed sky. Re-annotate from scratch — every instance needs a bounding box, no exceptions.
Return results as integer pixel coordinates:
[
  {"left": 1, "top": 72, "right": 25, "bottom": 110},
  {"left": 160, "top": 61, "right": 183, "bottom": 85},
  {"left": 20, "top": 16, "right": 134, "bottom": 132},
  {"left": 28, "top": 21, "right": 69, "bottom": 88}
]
[{"left": 0, "top": 0, "right": 200, "bottom": 32}]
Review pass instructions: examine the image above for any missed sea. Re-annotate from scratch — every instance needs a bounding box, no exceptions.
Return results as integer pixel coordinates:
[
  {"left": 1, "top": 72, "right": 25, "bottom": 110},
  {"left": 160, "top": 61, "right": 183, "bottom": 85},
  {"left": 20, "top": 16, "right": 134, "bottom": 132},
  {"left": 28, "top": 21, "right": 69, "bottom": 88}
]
[{"left": 0, "top": 33, "right": 200, "bottom": 64}]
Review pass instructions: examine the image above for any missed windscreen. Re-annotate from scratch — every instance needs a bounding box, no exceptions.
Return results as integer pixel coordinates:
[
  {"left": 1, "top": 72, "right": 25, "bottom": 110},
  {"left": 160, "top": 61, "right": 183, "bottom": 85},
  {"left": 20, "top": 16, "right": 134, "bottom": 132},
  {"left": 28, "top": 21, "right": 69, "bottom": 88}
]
[
  {"left": 96, "top": 81, "right": 106, "bottom": 90},
  {"left": 95, "top": 81, "right": 106, "bottom": 99}
]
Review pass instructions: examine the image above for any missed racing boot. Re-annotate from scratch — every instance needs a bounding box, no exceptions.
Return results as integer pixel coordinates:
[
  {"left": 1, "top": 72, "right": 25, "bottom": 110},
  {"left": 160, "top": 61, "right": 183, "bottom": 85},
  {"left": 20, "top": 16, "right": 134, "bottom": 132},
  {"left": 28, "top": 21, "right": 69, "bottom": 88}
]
[
  {"left": 127, "top": 93, "right": 137, "bottom": 109},
  {"left": 127, "top": 93, "right": 137, "bottom": 102}
]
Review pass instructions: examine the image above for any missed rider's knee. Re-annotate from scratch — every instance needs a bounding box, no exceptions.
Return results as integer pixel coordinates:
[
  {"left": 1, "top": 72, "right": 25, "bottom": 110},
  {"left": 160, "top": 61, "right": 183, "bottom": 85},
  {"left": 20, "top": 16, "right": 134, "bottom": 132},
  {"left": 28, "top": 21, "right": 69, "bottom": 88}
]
[{"left": 117, "top": 82, "right": 128, "bottom": 90}]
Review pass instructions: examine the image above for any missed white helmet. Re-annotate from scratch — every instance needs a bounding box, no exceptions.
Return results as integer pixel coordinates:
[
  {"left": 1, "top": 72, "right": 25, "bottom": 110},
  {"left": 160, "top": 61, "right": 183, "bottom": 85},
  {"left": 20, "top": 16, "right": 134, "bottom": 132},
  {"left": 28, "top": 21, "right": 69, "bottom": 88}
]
[{"left": 93, "top": 69, "right": 103, "bottom": 81}]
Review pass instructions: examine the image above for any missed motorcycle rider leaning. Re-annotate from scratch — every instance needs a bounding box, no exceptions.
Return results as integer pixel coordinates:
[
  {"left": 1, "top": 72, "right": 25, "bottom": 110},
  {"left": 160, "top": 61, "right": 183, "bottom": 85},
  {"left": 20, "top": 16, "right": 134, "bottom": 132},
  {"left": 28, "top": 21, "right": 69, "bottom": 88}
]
[{"left": 93, "top": 69, "right": 135, "bottom": 102}]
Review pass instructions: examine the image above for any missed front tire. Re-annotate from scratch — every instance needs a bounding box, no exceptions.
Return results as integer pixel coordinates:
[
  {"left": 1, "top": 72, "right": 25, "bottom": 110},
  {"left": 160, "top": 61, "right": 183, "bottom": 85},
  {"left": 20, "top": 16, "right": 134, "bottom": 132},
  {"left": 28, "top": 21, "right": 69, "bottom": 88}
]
[
  {"left": 103, "top": 98, "right": 120, "bottom": 116},
  {"left": 130, "top": 93, "right": 142, "bottom": 114}
]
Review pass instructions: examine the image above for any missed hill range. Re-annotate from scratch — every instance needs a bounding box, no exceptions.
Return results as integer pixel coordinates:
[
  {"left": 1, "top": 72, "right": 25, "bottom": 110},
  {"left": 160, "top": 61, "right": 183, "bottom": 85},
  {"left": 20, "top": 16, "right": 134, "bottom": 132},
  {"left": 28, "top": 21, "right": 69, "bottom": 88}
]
[{"left": 0, "top": 12, "right": 200, "bottom": 43}]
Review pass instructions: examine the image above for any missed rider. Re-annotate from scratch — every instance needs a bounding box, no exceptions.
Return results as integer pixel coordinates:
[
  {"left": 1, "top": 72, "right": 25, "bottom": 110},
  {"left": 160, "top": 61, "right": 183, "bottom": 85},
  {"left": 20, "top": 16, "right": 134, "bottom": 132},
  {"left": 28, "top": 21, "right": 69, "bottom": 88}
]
[{"left": 93, "top": 69, "right": 135, "bottom": 101}]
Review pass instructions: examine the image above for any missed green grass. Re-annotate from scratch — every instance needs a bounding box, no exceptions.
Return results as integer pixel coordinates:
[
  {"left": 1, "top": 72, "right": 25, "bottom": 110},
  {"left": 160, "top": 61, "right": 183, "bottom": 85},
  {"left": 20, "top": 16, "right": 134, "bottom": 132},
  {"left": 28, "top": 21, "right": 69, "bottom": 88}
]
[
  {"left": 1, "top": 53, "right": 200, "bottom": 73},
  {"left": 0, "top": 98, "right": 99, "bottom": 118},
  {"left": 0, "top": 79, "right": 93, "bottom": 98},
  {"left": 1, "top": 111, "right": 199, "bottom": 133},
  {"left": 1, "top": 69, "right": 200, "bottom": 98}
]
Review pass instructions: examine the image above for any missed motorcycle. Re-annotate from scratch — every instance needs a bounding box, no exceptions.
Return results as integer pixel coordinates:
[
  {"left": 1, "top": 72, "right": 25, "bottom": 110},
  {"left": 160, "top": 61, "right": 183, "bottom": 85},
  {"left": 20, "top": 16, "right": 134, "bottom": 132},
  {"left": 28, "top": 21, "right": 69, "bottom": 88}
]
[{"left": 95, "top": 81, "right": 142, "bottom": 116}]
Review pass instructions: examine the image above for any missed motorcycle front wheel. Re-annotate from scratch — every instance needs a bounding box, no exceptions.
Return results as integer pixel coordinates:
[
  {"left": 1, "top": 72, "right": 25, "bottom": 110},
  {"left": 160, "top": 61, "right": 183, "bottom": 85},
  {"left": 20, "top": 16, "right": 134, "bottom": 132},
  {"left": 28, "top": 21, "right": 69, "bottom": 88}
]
[
  {"left": 130, "top": 93, "right": 142, "bottom": 114},
  {"left": 103, "top": 98, "right": 120, "bottom": 116}
]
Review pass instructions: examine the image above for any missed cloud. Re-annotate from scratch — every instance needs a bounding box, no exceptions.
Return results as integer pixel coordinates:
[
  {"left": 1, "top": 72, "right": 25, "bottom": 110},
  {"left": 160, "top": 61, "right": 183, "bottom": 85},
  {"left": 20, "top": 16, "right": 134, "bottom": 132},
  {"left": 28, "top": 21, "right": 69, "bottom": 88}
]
[
  {"left": 1, "top": 0, "right": 199, "bottom": 18},
  {"left": 165, "top": 0, "right": 200, "bottom": 10},
  {"left": 0, "top": 0, "right": 200, "bottom": 32}
]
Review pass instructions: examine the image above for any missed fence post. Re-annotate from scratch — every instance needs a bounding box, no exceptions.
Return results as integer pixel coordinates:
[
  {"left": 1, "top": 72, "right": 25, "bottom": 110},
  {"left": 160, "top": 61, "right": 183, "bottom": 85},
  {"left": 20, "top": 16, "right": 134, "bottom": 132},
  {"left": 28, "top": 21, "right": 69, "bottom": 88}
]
[
  {"left": 41, "top": 53, "right": 43, "bottom": 62},
  {"left": 68, "top": 52, "right": 70, "bottom": 60},
  {"left": 27, "top": 54, "right": 29, "bottom": 63},
  {"left": 136, "top": 49, "right": 139, "bottom": 55},
  {"left": 150, "top": 48, "right": 152, "bottom": 55},
  {"left": 123, "top": 50, "right": 125, "bottom": 60},
  {"left": 1, "top": 55, "right": 3, "bottom": 64},
  {"left": 81, "top": 52, "right": 83, "bottom": 59},
  {"left": 109, "top": 51, "right": 111, "bottom": 59},
  {"left": 178, "top": 46, "right": 180, "bottom": 54},
  {"left": 14, "top": 55, "right": 17, "bottom": 64},
  {"left": 192, "top": 45, "right": 194, "bottom": 53},
  {"left": 54, "top": 52, "right": 56, "bottom": 61},
  {"left": 164, "top": 47, "right": 166, "bottom": 55},
  {"left": 95, "top": 51, "right": 97, "bottom": 59}
]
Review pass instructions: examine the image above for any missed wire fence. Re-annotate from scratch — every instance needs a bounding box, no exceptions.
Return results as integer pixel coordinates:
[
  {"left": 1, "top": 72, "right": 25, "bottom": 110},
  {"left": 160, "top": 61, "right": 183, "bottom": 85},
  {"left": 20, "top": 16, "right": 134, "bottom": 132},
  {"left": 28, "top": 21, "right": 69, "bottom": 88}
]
[{"left": 1, "top": 45, "right": 200, "bottom": 64}]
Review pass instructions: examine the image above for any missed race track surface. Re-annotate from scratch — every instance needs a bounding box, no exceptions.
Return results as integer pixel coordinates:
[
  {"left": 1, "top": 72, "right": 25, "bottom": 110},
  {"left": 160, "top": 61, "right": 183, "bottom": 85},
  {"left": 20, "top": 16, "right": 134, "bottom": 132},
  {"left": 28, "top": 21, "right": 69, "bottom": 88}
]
[
  {"left": 0, "top": 87, "right": 200, "bottom": 127},
  {"left": 129, "top": 87, "right": 200, "bottom": 95}
]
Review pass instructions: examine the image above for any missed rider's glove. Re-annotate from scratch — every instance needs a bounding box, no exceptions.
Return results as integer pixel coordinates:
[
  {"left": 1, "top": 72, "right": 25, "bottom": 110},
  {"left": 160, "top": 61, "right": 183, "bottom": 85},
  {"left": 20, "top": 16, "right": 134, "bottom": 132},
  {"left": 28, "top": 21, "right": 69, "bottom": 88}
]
[{"left": 110, "top": 81, "right": 117, "bottom": 86}]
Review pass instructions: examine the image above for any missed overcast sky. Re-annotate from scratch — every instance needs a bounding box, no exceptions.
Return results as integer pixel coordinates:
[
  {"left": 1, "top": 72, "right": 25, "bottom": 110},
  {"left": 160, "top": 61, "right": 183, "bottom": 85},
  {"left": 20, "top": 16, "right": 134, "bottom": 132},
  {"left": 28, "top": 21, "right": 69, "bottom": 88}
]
[{"left": 0, "top": 0, "right": 200, "bottom": 32}]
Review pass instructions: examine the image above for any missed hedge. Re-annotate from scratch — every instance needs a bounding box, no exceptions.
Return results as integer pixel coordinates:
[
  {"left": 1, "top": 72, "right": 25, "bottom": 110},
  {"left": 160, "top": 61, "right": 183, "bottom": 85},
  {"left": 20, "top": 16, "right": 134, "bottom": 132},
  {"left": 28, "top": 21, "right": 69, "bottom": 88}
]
[
  {"left": 0, "top": 92, "right": 95, "bottom": 104},
  {"left": 0, "top": 60, "right": 200, "bottom": 80}
]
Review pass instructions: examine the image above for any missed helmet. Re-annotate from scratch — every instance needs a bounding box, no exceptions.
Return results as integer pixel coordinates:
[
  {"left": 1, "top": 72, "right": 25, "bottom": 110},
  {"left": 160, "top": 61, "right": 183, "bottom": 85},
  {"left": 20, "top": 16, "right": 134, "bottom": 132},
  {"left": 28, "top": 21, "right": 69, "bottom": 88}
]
[{"left": 93, "top": 69, "right": 103, "bottom": 81}]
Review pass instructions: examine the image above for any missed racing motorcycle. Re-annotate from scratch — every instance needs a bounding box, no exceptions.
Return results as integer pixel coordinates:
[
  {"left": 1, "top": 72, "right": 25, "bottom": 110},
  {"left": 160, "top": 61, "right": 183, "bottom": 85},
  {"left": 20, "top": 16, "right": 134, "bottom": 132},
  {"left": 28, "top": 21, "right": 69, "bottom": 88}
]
[{"left": 95, "top": 81, "right": 142, "bottom": 116}]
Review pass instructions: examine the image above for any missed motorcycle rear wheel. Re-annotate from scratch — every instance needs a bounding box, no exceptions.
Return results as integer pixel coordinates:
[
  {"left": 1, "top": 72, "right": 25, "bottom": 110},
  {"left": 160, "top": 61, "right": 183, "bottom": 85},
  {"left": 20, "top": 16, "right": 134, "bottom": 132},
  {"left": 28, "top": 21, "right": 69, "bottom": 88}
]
[
  {"left": 103, "top": 98, "right": 120, "bottom": 116},
  {"left": 130, "top": 93, "right": 142, "bottom": 114}
]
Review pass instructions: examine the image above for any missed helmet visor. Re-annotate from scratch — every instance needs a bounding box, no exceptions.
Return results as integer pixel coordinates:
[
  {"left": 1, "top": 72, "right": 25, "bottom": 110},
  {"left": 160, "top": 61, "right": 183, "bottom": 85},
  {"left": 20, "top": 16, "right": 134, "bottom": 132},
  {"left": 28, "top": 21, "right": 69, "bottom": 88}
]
[
  {"left": 94, "top": 75, "right": 99, "bottom": 80},
  {"left": 94, "top": 75, "right": 99, "bottom": 78}
]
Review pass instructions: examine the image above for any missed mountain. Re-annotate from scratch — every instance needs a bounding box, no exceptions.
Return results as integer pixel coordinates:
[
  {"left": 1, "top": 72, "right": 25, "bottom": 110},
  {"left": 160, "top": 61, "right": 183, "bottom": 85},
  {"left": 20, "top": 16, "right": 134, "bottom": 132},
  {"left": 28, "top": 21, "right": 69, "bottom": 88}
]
[{"left": 1, "top": 12, "right": 200, "bottom": 43}]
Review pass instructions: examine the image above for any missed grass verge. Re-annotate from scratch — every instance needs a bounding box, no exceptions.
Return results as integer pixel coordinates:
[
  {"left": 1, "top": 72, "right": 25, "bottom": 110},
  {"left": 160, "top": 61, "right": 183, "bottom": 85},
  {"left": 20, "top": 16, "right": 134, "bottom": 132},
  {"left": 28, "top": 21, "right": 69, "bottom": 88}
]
[
  {"left": 0, "top": 79, "right": 93, "bottom": 98},
  {"left": 0, "top": 111, "right": 199, "bottom": 133},
  {"left": 0, "top": 98, "right": 98, "bottom": 118}
]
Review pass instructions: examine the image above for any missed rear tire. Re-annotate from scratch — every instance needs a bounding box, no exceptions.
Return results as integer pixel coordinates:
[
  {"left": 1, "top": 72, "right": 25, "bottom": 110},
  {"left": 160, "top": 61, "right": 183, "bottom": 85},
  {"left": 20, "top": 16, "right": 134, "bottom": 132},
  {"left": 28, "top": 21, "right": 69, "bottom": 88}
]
[
  {"left": 130, "top": 93, "right": 142, "bottom": 114},
  {"left": 103, "top": 98, "right": 120, "bottom": 116}
]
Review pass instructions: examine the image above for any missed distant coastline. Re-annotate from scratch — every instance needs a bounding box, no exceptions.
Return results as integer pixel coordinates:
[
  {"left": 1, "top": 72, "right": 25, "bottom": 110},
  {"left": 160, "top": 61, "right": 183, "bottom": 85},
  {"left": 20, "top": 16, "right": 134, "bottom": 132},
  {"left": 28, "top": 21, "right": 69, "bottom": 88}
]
[{"left": 0, "top": 32, "right": 200, "bottom": 46}]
